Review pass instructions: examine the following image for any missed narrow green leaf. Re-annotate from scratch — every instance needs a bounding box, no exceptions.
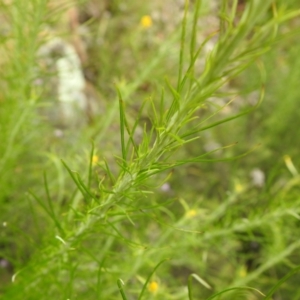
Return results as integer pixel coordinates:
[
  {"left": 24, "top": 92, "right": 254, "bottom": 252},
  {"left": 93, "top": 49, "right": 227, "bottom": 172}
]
[
  {"left": 188, "top": 273, "right": 212, "bottom": 300},
  {"left": 88, "top": 141, "right": 95, "bottom": 189},
  {"left": 165, "top": 77, "right": 181, "bottom": 123},
  {"left": 117, "top": 279, "right": 128, "bottom": 300},
  {"left": 177, "top": 0, "right": 189, "bottom": 91},
  {"left": 264, "top": 265, "right": 300, "bottom": 299},
  {"left": 117, "top": 87, "right": 127, "bottom": 166},
  {"left": 43, "top": 172, "right": 56, "bottom": 219},
  {"left": 206, "top": 286, "right": 265, "bottom": 300},
  {"left": 159, "top": 88, "right": 165, "bottom": 126},
  {"left": 138, "top": 258, "right": 169, "bottom": 300},
  {"left": 61, "top": 159, "right": 88, "bottom": 203},
  {"left": 28, "top": 191, "right": 64, "bottom": 235},
  {"left": 76, "top": 173, "right": 98, "bottom": 204},
  {"left": 190, "top": 0, "right": 201, "bottom": 63},
  {"left": 103, "top": 158, "right": 116, "bottom": 185}
]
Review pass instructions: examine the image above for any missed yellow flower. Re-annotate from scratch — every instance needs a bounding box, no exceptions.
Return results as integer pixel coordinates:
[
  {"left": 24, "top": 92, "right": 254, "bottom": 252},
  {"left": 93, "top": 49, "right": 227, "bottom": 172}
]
[
  {"left": 140, "top": 15, "right": 153, "bottom": 28},
  {"left": 186, "top": 209, "right": 197, "bottom": 218},
  {"left": 238, "top": 265, "right": 247, "bottom": 278},
  {"left": 148, "top": 281, "right": 159, "bottom": 293},
  {"left": 92, "top": 155, "right": 99, "bottom": 165},
  {"left": 234, "top": 182, "right": 244, "bottom": 193}
]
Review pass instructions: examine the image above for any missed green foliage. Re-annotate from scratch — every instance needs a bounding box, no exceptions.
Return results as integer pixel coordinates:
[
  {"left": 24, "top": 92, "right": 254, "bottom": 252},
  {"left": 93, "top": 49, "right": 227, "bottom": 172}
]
[{"left": 1, "top": 0, "right": 300, "bottom": 299}]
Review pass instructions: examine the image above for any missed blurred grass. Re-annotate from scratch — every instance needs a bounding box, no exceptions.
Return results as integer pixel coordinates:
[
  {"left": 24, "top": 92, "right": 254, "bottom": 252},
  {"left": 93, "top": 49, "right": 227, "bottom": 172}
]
[{"left": 1, "top": 0, "right": 300, "bottom": 299}]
